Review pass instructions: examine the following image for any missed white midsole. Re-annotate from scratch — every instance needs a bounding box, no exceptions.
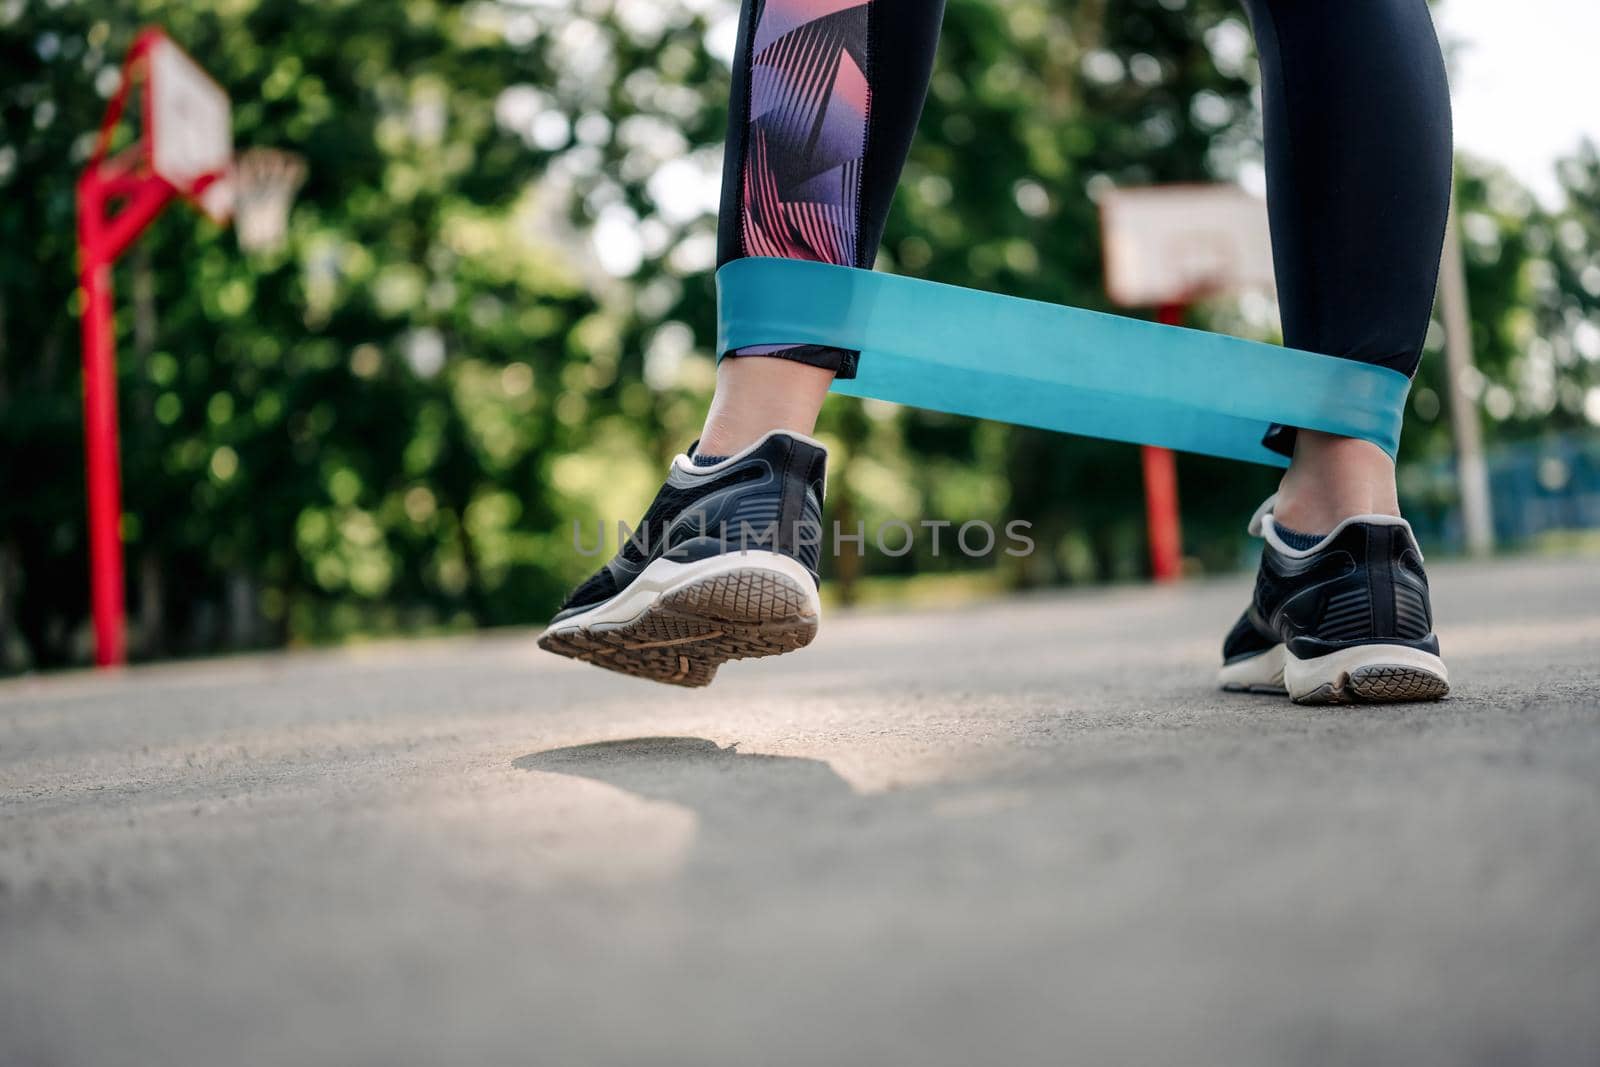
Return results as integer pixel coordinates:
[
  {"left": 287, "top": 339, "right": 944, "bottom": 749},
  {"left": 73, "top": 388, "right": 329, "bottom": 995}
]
[
  {"left": 549, "top": 552, "right": 820, "bottom": 632},
  {"left": 1218, "top": 644, "right": 1287, "bottom": 692},
  {"left": 1221, "top": 642, "right": 1448, "bottom": 699}
]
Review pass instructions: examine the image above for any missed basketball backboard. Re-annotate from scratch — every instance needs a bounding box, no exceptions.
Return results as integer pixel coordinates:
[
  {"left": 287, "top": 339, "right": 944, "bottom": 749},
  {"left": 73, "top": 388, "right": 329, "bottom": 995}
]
[
  {"left": 1099, "top": 185, "right": 1274, "bottom": 308},
  {"left": 146, "top": 34, "right": 233, "bottom": 220}
]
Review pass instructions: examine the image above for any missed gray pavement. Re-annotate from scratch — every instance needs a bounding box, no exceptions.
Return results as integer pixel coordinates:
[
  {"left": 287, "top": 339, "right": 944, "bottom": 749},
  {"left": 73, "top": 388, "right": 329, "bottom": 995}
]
[{"left": 2, "top": 554, "right": 1598, "bottom": 1067}]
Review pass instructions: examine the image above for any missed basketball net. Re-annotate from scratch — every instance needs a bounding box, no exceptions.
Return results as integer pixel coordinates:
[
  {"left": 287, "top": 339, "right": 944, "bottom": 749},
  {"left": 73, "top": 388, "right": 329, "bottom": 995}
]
[{"left": 233, "top": 147, "right": 307, "bottom": 253}]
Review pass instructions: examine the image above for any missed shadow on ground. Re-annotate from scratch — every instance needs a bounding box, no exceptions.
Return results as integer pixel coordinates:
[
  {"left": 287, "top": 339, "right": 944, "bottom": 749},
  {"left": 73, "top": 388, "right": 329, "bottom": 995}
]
[{"left": 514, "top": 736, "right": 862, "bottom": 824}]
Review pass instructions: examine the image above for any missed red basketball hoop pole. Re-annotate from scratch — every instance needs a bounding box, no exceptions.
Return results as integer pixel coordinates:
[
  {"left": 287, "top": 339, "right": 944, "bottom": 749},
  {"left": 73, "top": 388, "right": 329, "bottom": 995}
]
[
  {"left": 1142, "top": 303, "right": 1187, "bottom": 583},
  {"left": 1099, "top": 185, "right": 1274, "bottom": 585},
  {"left": 77, "top": 173, "right": 173, "bottom": 668},
  {"left": 76, "top": 29, "right": 228, "bottom": 666}
]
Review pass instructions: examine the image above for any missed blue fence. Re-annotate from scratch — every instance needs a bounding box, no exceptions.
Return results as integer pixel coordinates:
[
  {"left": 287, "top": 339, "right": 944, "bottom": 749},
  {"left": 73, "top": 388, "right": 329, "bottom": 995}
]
[{"left": 1402, "top": 432, "right": 1600, "bottom": 552}]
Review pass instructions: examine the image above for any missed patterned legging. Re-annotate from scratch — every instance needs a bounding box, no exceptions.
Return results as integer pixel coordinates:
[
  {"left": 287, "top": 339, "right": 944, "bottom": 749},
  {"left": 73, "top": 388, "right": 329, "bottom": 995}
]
[{"left": 714, "top": 0, "right": 1453, "bottom": 414}]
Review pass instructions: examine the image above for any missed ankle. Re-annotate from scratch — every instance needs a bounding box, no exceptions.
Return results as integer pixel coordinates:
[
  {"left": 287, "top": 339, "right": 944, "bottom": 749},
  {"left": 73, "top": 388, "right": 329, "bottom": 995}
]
[
  {"left": 1273, "top": 430, "right": 1401, "bottom": 533},
  {"left": 697, "top": 356, "right": 833, "bottom": 456}
]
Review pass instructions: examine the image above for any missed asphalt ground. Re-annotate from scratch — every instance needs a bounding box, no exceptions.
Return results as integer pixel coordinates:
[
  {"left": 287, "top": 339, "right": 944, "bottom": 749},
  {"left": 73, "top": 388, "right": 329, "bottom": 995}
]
[{"left": 2, "top": 554, "right": 1597, "bottom": 1066}]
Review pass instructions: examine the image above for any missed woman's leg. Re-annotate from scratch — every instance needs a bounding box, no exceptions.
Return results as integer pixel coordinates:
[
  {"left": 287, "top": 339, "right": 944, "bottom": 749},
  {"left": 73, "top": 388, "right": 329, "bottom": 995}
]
[
  {"left": 1242, "top": 0, "right": 1453, "bottom": 532},
  {"left": 542, "top": 1, "right": 944, "bottom": 685},
  {"left": 1219, "top": 0, "right": 1453, "bottom": 703},
  {"left": 697, "top": 0, "right": 945, "bottom": 457}
]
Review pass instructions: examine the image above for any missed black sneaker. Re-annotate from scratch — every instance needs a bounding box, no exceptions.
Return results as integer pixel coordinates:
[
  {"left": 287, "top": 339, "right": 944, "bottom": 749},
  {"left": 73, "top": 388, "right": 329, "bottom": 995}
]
[
  {"left": 538, "top": 431, "right": 826, "bottom": 687},
  {"left": 1219, "top": 496, "right": 1450, "bottom": 704}
]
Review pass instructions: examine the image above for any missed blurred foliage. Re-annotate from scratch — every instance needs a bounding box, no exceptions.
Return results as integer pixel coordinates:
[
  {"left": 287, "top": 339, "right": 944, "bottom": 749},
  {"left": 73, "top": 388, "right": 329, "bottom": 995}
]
[
  {"left": 1398, "top": 149, "right": 1600, "bottom": 524},
  {"left": 0, "top": 0, "right": 1596, "bottom": 669}
]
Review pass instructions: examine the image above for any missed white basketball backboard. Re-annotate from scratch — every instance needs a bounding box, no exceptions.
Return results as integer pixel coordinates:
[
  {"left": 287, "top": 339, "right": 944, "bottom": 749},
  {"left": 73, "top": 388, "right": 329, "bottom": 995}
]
[
  {"left": 147, "top": 35, "right": 233, "bottom": 220},
  {"left": 1099, "top": 185, "right": 1274, "bottom": 308}
]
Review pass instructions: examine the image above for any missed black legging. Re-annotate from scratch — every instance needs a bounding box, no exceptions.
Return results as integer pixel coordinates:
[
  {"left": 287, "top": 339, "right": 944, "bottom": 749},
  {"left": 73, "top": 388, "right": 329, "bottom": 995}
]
[{"left": 716, "top": 0, "right": 1452, "bottom": 408}]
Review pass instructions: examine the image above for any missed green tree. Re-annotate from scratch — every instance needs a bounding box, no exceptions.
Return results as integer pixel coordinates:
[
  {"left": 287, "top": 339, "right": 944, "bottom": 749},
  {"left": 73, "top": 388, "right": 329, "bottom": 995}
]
[{"left": 1, "top": 0, "right": 614, "bottom": 666}]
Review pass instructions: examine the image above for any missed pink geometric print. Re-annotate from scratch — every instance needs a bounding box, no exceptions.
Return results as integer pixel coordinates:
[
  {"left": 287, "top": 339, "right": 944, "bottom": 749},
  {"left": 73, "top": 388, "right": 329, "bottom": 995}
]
[{"left": 739, "top": 0, "right": 872, "bottom": 269}]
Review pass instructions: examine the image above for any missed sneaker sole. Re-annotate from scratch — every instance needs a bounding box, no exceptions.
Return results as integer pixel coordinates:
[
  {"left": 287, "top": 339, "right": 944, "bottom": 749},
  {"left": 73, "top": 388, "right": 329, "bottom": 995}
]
[
  {"left": 538, "top": 553, "right": 820, "bottom": 688},
  {"left": 1220, "top": 643, "right": 1450, "bottom": 705}
]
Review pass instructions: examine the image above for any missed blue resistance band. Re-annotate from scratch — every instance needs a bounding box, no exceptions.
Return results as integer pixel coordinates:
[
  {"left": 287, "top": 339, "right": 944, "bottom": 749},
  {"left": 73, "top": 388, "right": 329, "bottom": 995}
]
[{"left": 716, "top": 257, "right": 1411, "bottom": 467}]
